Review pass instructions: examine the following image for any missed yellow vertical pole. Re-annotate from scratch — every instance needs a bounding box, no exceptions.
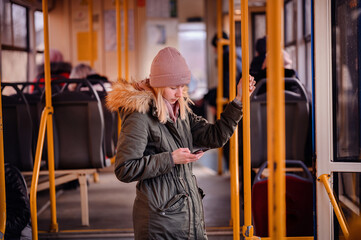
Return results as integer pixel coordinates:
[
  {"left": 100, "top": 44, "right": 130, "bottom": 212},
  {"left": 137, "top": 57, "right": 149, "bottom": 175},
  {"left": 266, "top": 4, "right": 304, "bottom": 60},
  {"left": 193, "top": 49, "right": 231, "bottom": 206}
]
[
  {"left": 31, "top": 0, "right": 58, "bottom": 238},
  {"left": 0, "top": 68, "right": 6, "bottom": 240},
  {"left": 42, "top": 0, "right": 58, "bottom": 233},
  {"left": 116, "top": 0, "right": 122, "bottom": 80},
  {"left": 216, "top": 0, "right": 224, "bottom": 175},
  {"left": 88, "top": 0, "right": 94, "bottom": 67},
  {"left": 266, "top": 0, "right": 286, "bottom": 239},
  {"left": 30, "top": 108, "right": 52, "bottom": 240},
  {"left": 124, "top": 0, "right": 129, "bottom": 81},
  {"left": 229, "top": 0, "right": 240, "bottom": 239},
  {"left": 240, "top": 0, "right": 254, "bottom": 238}
]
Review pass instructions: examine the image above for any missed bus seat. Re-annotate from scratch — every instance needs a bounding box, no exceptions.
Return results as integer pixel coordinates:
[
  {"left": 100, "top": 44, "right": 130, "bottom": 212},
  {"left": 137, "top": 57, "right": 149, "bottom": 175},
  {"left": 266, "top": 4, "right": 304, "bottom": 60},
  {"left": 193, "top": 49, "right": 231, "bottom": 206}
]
[
  {"left": 88, "top": 78, "right": 118, "bottom": 159},
  {"left": 250, "top": 78, "right": 310, "bottom": 168},
  {"left": 22, "top": 82, "right": 60, "bottom": 169},
  {"left": 2, "top": 84, "right": 34, "bottom": 171},
  {"left": 51, "top": 79, "right": 105, "bottom": 169},
  {"left": 251, "top": 160, "right": 313, "bottom": 237}
]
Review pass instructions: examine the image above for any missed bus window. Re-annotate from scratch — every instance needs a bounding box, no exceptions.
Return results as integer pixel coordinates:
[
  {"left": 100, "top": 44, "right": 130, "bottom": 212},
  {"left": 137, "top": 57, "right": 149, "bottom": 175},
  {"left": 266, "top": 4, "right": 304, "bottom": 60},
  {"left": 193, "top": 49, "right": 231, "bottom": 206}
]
[
  {"left": 336, "top": 172, "right": 360, "bottom": 238},
  {"left": 1, "top": 2, "right": 29, "bottom": 85},
  {"left": 332, "top": 0, "right": 360, "bottom": 161},
  {"left": 34, "top": 10, "right": 44, "bottom": 53}
]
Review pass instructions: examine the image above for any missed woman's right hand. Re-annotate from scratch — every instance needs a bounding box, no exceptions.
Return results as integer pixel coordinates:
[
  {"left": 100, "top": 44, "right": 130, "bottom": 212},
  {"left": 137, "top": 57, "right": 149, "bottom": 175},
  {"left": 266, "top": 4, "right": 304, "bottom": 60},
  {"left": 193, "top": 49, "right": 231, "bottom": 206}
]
[{"left": 172, "top": 148, "right": 201, "bottom": 164}]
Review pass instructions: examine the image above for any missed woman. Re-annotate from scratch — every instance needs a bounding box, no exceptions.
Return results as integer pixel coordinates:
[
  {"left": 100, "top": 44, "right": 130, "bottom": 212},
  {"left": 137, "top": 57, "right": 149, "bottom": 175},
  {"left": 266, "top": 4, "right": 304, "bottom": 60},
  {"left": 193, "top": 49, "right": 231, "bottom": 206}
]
[{"left": 106, "top": 47, "right": 255, "bottom": 239}]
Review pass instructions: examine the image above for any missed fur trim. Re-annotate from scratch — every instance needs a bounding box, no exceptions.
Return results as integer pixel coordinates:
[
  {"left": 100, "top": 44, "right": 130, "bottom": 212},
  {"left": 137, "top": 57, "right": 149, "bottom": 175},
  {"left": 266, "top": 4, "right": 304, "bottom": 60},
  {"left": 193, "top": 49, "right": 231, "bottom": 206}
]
[{"left": 106, "top": 79, "right": 154, "bottom": 113}]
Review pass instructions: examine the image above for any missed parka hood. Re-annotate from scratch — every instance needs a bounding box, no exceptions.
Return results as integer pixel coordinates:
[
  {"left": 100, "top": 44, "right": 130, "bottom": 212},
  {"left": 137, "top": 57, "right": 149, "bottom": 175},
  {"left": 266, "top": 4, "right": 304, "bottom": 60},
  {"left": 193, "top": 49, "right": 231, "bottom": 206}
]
[{"left": 106, "top": 79, "right": 155, "bottom": 114}]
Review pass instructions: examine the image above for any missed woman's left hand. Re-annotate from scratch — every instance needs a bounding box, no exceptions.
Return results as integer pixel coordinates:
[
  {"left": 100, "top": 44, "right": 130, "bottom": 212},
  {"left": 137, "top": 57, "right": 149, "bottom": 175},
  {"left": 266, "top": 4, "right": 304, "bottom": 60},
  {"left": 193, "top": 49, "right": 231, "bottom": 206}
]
[{"left": 235, "top": 75, "right": 256, "bottom": 102}]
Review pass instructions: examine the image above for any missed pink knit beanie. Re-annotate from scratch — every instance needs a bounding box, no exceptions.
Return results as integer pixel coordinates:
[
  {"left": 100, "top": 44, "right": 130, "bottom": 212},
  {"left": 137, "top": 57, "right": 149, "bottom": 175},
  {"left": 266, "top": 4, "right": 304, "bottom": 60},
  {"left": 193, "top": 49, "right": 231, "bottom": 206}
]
[{"left": 149, "top": 47, "right": 191, "bottom": 87}]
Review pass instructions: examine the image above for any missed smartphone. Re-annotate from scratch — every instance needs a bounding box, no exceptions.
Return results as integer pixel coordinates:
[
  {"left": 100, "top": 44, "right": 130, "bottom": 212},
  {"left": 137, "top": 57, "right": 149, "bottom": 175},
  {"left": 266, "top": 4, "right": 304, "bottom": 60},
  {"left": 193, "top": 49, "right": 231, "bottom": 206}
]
[{"left": 192, "top": 148, "right": 210, "bottom": 154}]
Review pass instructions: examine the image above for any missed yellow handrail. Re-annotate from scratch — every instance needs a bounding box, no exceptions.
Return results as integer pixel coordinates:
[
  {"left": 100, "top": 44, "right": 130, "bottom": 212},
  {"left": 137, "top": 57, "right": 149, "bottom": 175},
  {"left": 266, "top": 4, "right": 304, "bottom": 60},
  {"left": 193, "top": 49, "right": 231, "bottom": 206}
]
[
  {"left": 116, "top": 0, "right": 122, "bottom": 80},
  {"left": 88, "top": 0, "right": 94, "bottom": 67},
  {"left": 124, "top": 0, "right": 129, "bottom": 81},
  {"left": 266, "top": 0, "right": 286, "bottom": 239},
  {"left": 240, "top": 0, "right": 255, "bottom": 239},
  {"left": 30, "top": 0, "right": 58, "bottom": 239},
  {"left": 216, "top": 0, "right": 224, "bottom": 175},
  {"left": 0, "top": 68, "right": 6, "bottom": 240},
  {"left": 228, "top": 0, "right": 240, "bottom": 239},
  {"left": 318, "top": 174, "right": 350, "bottom": 239},
  {"left": 30, "top": 107, "right": 52, "bottom": 239}
]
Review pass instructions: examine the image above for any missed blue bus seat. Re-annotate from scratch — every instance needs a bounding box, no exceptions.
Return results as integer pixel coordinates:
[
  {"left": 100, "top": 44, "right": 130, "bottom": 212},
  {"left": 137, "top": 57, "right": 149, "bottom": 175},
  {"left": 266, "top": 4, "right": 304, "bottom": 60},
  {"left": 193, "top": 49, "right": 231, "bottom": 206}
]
[
  {"left": 250, "top": 78, "right": 310, "bottom": 168},
  {"left": 251, "top": 160, "right": 313, "bottom": 237},
  {"left": 2, "top": 84, "right": 34, "bottom": 171},
  {"left": 51, "top": 79, "right": 105, "bottom": 169}
]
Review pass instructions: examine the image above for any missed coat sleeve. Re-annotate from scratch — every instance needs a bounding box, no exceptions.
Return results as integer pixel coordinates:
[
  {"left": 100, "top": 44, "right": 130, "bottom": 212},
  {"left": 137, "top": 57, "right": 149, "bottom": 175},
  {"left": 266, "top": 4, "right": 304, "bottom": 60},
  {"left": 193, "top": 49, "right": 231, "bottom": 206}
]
[
  {"left": 114, "top": 112, "right": 174, "bottom": 183},
  {"left": 189, "top": 101, "right": 242, "bottom": 148}
]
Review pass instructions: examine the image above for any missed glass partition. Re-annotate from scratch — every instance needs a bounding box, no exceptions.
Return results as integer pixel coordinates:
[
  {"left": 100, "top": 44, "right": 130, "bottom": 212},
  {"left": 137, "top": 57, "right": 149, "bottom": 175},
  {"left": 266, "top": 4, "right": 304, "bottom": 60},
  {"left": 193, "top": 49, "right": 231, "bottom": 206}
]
[{"left": 332, "top": 0, "right": 361, "bottom": 162}]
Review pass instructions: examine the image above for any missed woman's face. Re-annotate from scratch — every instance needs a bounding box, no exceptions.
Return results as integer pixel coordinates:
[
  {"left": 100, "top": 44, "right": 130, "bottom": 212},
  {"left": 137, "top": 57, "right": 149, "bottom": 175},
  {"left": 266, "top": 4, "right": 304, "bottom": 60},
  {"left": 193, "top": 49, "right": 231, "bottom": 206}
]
[{"left": 162, "top": 85, "right": 185, "bottom": 104}]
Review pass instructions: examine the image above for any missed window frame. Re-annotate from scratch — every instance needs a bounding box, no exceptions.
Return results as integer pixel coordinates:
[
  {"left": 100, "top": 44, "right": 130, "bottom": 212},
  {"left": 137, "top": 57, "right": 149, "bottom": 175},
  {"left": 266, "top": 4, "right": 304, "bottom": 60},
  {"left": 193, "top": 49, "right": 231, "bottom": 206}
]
[
  {"left": 2, "top": 1, "right": 30, "bottom": 51},
  {"left": 284, "top": 0, "right": 297, "bottom": 48}
]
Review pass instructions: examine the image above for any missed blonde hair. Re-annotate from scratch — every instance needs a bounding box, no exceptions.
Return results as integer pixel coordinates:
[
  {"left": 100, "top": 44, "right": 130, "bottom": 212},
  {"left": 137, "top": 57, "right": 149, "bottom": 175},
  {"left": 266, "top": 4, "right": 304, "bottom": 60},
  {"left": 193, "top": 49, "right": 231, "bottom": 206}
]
[{"left": 152, "top": 86, "right": 193, "bottom": 124}]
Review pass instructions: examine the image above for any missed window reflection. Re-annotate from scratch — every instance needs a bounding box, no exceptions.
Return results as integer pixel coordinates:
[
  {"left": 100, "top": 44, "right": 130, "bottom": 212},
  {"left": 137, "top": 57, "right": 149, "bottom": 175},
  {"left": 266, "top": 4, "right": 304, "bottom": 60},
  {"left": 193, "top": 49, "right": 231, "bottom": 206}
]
[
  {"left": 1, "top": 50, "right": 28, "bottom": 86},
  {"left": 2, "top": 1, "right": 12, "bottom": 45},
  {"left": 337, "top": 172, "right": 361, "bottom": 239},
  {"left": 332, "top": 0, "right": 360, "bottom": 161},
  {"left": 285, "top": 0, "right": 295, "bottom": 45},
  {"left": 34, "top": 11, "right": 44, "bottom": 51},
  {"left": 12, "top": 4, "right": 27, "bottom": 48}
]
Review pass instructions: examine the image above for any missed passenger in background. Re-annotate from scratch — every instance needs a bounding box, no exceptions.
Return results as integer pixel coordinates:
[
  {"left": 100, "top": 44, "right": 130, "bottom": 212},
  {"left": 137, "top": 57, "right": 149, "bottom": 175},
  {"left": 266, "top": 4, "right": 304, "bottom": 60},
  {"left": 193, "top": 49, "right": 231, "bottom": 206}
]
[
  {"left": 250, "top": 36, "right": 266, "bottom": 77},
  {"left": 32, "top": 49, "right": 72, "bottom": 93},
  {"left": 106, "top": 47, "right": 255, "bottom": 240},
  {"left": 69, "top": 63, "right": 96, "bottom": 79},
  {"left": 203, "top": 32, "right": 242, "bottom": 116},
  {"left": 69, "top": 63, "right": 111, "bottom": 91},
  {"left": 254, "top": 49, "right": 298, "bottom": 83},
  {"left": 203, "top": 32, "right": 242, "bottom": 170}
]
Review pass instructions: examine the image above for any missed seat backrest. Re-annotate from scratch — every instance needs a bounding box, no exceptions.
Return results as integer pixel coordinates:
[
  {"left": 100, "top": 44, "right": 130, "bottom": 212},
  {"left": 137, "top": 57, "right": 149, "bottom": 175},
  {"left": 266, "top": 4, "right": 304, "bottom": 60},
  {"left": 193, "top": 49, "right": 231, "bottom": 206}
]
[
  {"left": 2, "top": 84, "right": 34, "bottom": 171},
  {"left": 87, "top": 78, "right": 118, "bottom": 159},
  {"left": 250, "top": 78, "right": 310, "bottom": 168},
  {"left": 22, "top": 82, "right": 56, "bottom": 169},
  {"left": 51, "top": 79, "right": 105, "bottom": 169},
  {"left": 251, "top": 160, "right": 313, "bottom": 237}
]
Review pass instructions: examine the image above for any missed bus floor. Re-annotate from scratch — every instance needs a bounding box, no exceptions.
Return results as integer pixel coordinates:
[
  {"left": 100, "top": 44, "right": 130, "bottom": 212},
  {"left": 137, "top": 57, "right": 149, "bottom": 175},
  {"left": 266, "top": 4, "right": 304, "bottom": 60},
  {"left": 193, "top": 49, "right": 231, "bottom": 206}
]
[{"left": 36, "top": 149, "right": 244, "bottom": 239}]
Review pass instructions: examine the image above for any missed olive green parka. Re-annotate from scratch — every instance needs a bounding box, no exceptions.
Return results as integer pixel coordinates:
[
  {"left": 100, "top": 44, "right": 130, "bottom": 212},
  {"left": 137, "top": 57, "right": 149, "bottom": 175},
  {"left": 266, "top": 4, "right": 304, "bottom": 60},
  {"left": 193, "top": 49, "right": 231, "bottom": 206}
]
[{"left": 106, "top": 80, "right": 243, "bottom": 240}]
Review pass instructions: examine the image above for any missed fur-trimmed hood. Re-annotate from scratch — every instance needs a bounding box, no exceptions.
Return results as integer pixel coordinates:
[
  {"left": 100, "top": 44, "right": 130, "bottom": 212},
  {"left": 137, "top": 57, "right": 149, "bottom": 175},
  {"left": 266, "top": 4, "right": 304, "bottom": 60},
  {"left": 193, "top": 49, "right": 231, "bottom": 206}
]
[{"left": 106, "top": 79, "right": 155, "bottom": 114}]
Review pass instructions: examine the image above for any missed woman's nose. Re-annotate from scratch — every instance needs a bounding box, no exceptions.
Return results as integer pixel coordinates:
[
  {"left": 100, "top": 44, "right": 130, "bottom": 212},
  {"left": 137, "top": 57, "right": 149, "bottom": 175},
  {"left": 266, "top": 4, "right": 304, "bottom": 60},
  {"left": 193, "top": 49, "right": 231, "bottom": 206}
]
[{"left": 176, "top": 88, "right": 182, "bottom": 97}]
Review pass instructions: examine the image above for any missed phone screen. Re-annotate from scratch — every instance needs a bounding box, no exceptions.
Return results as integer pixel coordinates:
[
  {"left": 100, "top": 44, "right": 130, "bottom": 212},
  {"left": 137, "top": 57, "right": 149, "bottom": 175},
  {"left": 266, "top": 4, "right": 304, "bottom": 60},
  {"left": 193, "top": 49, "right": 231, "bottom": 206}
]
[{"left": 193, "top": 148, "right": 209, "bottom": 154}]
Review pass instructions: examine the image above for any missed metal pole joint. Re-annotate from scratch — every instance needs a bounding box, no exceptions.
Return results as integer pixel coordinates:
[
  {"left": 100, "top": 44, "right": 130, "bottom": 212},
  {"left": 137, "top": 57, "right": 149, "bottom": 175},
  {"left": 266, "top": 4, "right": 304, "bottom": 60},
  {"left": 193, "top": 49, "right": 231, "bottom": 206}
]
[
  {"left": 242, "top": 225, "right": 254, "bottom": 237},
  {"left": 46, "top": 106, "right": 54, "bottom": 114}
]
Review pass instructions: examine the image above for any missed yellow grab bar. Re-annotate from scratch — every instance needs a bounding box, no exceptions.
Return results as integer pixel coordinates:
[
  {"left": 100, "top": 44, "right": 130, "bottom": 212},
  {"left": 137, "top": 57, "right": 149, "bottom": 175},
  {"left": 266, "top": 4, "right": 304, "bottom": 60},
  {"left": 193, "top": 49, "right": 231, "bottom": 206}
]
[
  {"left": 240, "top": 0, "right": 256, "bottom": 239},
  {"left": 0, "top": 72, "right": 6, "bottom": 240},
  {"left": 318, "top": 174, "right": 350, "bottom": 239},
  {"left": 31, "top": 1, "right": 58, "bottom": 239},
  {"left": 124, "top": 0, "right": 129, "bottom": 81},
  {"left": 116, "top": 0, "right": 122, "bottom": 80},
  {"left": 88, "top": 0, "right": 94, "bottom": 67},
  {"left": 216, "top": 0, "right": 223, "bottom": 176},
  {"left": 228, "top": 0, "right": 240, "bottom": 239},
  {"left": 267, "top": 0, "right": 286, "bottom": 239},
  {"left": 30, "top": 107, "right": 52, "bottom": 239},
  {"left": 216, "top": 0, "right": 227, "bottom": 175}
]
